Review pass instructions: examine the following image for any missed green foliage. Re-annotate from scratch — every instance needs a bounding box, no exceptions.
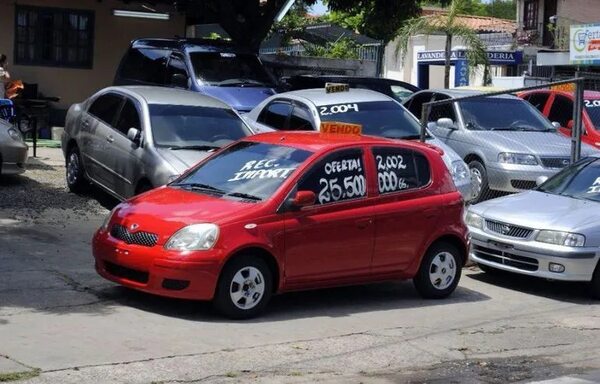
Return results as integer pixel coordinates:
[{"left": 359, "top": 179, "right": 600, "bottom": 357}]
[
  {"left": 421, "top": 0, "right": 516, "bottom": 20},
  {"left": 304, "top": 37, "right": 360, "bottom": 59}
]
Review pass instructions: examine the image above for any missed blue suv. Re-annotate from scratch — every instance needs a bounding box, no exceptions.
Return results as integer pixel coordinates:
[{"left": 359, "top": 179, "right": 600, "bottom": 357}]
[{"left": 114, "top": 38, "right": 277, "bottom": 112}]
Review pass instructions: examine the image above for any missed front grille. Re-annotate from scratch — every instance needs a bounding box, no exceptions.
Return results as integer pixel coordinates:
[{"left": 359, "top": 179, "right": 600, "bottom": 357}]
[
  {"left": 110, "top": 224, "right": 158, "bottom": 247},
  {"left": 510, "top": 180, "right": 537, "bottom": 190},
  {"left": 473, "top": 244, "right": 538, "bottom": 271},
  {"left": 485, "top": 219, "right": 533, "bottom": 239},
  {"left": 541, "top": 157, "right": 571, "bottom": 169},
  {"left": 104, "top": 261, "right": 149, "bottom": 283}
]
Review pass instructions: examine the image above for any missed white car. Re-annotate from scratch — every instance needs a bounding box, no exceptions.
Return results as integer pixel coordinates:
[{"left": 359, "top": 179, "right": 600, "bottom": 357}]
[{"left": 244, "top": 87, "right": 473, "bottom": 201}]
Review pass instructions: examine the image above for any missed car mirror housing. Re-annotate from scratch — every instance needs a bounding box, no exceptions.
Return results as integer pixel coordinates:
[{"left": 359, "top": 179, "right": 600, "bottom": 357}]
[
  {"left": 551, "top": 121, "right": 561, "bottom": 129},
  {"left": 127, "top": 127, "right": 141, "bottom": 144},
  {"left": 437, "top": 118, "right": 456, "bottom": 129},
  {"left": 292, "top": 190, "right": 316, "bottom": 208}
]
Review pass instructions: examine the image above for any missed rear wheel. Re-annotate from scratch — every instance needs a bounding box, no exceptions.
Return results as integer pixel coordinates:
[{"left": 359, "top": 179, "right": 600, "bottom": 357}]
[
  {"left": 468, "top": 160, "right": 490, "bottom": 203},
  {"left": 66, "top": 146, "right": 87, "bottom": 193},
  {"left": 413, "top": 242, "right": 462, "bottom": 299},
  {"left": 213, "top": 255, "right": 273, "bottom": 319},
  {"left": 590, "top": 263, "right": 600, "bottom": 300}
]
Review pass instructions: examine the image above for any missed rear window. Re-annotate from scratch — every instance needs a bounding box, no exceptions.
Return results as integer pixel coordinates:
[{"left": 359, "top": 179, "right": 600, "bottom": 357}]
[
  {"left": 585, "top": 99, "right": 600, "bottom": 128},
  {"left": 118, "top": 48, "right": 170, "bottom": 84}
]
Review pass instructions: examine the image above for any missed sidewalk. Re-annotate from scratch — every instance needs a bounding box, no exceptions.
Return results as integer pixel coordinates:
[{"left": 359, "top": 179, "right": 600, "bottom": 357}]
[{"left": 26, "top": 146, "right": 64, "bottom": 168}]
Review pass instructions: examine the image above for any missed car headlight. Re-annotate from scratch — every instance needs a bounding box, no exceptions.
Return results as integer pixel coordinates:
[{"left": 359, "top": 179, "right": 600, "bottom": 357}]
[
  {"left": 498, "top": 152, "right": 538, "bottom": 165},
  {"left": 465, "top": 211, "right": 484, "bottom": 229},
  {"left": 451, "top": 160, "right": 470, "bottom": 182},
  {"left": 536, "top": 230, "right": 585, "bottom": 247},
  {"left": 101, "top": 207, "right": 119, "bottom": 231},
  {"left": 165, "top": 223, "right": 219, "bottom": 251},
  {"left": 7, "top": 128, "right": 23, "bottom": 142}
]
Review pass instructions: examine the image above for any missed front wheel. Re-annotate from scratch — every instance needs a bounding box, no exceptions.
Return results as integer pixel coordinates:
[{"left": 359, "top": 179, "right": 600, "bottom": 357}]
[
  {"left": 213, "top": 256, "right": 273, "bottom": 319},
  {"left": 468, "top": 160, "right": 490, "bottom": 203},
  {"left": 413, "top": 242, "right": 462, "bottom": 299},
  {"left": 66, "top": 146, "right": 87, "bottom": 193}
]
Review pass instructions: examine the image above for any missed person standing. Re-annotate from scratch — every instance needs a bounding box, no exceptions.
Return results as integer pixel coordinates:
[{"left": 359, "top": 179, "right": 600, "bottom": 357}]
[{"left": 0, "top": 54, "right": 11, "bottom": 99}]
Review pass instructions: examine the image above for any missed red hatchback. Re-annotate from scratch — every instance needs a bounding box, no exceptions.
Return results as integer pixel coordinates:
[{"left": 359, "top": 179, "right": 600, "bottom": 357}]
[
  {"left": 519, "top": 90, "right": 600, "bottom": 148},
  {"left": 93, "top": 132, "right": 468, "bottom": 318}
]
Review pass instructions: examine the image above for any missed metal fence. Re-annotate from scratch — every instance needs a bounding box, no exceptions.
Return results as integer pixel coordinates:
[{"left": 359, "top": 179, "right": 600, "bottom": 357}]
[{"left": 414, "top": 78, "right": 589, "bottom": 203}]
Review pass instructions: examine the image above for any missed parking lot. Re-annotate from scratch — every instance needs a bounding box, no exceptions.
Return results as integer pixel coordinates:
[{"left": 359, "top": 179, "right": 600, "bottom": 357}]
[{"left": 0, "top": 147, "right": 598, "bottom": 383}]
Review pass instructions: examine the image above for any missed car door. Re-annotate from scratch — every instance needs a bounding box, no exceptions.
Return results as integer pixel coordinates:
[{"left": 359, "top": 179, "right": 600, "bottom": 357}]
[
  {"left": 288, "top": 102, "right": 317, "bottom": 131},
  {"left": 370, "top": 146, "right": 440, "bottom": 273},
  {"left": 282, "top": 148, "right": 374, "bottom": 287},
  {"left": 109, "top": 97, "right": 144, "bottom": 198},
  {"left": 83, "top": 92, "right": 124, "bottom": 187},
  {"left": 547, "top": 94, "right": 577, "bottom": 139},
  {"left": 255, "top": 99, "right": 293, "bottom": 131}
]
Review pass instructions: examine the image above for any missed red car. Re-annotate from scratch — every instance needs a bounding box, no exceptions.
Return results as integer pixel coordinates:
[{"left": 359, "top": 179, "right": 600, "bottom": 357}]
[
  {"left": 519, "top": 90, "right": 600, "bottom": 148},
  {"left": 93, "top": 131, "right": 468, "bottom": 318}
]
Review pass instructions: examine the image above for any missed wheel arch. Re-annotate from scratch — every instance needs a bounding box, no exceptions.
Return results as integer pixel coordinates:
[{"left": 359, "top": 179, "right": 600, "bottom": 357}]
[
  {"left": 428, "top": 234, "right": 469, "bottom": 267},
  {"left": 464, "top": 153, "right": 484, "bottom": 165},
  {"left": 220, "top": 246, "right": 281, "bottom": 293}
]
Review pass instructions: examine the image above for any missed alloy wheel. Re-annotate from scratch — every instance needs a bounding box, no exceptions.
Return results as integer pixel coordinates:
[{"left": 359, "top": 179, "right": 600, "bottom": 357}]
[{"left": 67, "top": 152, "right": 80, "bottom": 186}]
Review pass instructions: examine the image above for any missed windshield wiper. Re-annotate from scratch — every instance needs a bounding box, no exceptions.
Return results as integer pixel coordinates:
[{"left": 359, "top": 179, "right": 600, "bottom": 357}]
[
  {"left": 171, "top": 182, "right": 225, "bottom": 195},
  {"left": 226, "top": 192, "right": 262, "bottom": 201},
  {"left": 169, "top": 145, "right": 220, "bottom": 151},
  {"left": 216, "top": 79, "right": 269, "bottom": 87}
]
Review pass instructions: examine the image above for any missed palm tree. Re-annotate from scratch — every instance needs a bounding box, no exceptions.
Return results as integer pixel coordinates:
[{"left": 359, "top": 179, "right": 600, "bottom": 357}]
[{"left": 396, "top": 0, "right": 488, "bottom": 88}]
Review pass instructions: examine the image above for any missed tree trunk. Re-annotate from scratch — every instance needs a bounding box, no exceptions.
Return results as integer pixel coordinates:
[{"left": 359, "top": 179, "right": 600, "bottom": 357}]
[{"left": 444, "top": 33, "right": 452, "bottom": 89}]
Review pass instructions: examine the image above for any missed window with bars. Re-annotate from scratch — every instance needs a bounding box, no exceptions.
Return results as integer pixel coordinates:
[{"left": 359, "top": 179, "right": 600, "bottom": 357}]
[
  {"left": 15, "top": 6, "right": 94, "bottom": 68},
  {"left": 523, "top": 0, "right": 539, "bottom": 30}
]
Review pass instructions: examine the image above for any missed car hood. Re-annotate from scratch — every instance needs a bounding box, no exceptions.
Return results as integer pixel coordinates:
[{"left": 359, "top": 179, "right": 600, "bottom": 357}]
[
  {"left": 155, "top": 148, "right": 212, "bottom": 174},
  {"left": 468, "top": 131, "right": 597, "bottom": 157},
  {"left": 115, "top": 187, "right": 264, "bottom": 241},
  {"left": 200, "top": 86, "right": 276, "bottom": 112},
  {"left": 470, "top": 190, "right": 600, "bottom": 236}
]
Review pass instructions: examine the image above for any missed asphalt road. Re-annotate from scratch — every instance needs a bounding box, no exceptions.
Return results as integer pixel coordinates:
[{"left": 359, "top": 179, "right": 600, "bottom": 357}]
[{"left": 1, "top": 148, "right": 599, "bottom": 383}]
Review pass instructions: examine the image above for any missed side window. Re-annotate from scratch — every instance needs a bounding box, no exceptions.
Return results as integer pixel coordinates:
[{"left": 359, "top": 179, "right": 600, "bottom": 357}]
[
  {"left": 297, "top": 149, "right": 367, "bottom": 205},
  {"left": 429, "top": 96, "right": 456, "bottom": 123},
  {"left": 548, "top": 95, "right": 574, "bottom": 127},
  {"left": 390, "top": 85, "right": 414, "bottom": 102},
  {"left": 523, "top": 93, "right": 550, "bottom": 112},
  {"left": 257, "top": 101, "right": 292, "bottom": 129},
  {"left": 405, "top": 92, "right": 432, "bottom": 117},
  {"left": 288, "top": 104, "right": 314, "bottom": 131},
  {"left": 115, "top": 99, "right": 141, "bottom": 136},
  {"left": 119, "top": 48, "right": 169, "bottom": 85},
  {"left": 372, "top": 147, "right": 431, "bottom": 194},
  {"left": 166, "top": 56, "right": 189, "bottom": 88},
  {"left": 88, "top": 93, "right": 123, "bottom": 126}
]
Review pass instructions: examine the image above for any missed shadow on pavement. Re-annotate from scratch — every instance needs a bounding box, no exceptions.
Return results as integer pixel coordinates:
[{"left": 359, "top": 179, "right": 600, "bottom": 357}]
[{"left": 467, "top": 269, "right": 597, "bottom": 304}]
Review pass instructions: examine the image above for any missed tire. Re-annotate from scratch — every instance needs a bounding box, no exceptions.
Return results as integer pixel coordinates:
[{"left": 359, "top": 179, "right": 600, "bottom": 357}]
[
  {"left": 478, "top": 263, "right": 502, "bottom": 275},
  {"left": 590, "top": 263, "right": 600, "bottom": 300},
  {"left": 468, "top": 159, "right": 490, "bottom": 203},
  {"left": 413, "top": 242, "right": 463, "bottom": 299},
  {"left": 213, "top": 255, "right": 273, "bottom": 319},
  {"left": 66, "top": 146, "right": 87, "bottom": 193}
]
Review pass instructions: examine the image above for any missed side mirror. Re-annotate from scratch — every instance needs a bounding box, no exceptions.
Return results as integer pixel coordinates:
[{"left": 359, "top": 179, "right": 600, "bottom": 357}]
[
  {"left": 291, "top": 190, "right": 316, "bottom": 208},
  {"left": 437, "top": 118, "right": 456, "bottom": 129},
  {"left": 536, "top": 175, "right": 549, "bottom": 186},
  {"left": 567, "top": 120, "right": 574, "bottom": 130},
  {"left": 551, "top": 121, "right": 561, "bottom": 129},
  {"left": 171, "top": 73, "right": 189, "bottom": 89},
  {"left": 127, "top": 127, "right": 141, "bottom": 145}
]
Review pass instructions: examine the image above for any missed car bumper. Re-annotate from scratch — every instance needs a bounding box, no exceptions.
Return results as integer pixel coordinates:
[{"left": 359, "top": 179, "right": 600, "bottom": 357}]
[
  {"left": 487, "top": 162, "right": 562, "bottom": 193},
  {"left": 1, "top": 140, "right": 28, "bottom": 175},
  {"left": 469, "top": 227, "right": 599, "bottom": 281},
  {"left": 93, "top": 229, "right": 222, "bottom": 300}
]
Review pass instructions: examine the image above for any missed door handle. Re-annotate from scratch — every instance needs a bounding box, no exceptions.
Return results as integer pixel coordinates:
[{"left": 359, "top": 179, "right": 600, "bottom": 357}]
[
  {"left": 106, "top": 135, "right": 114, "bottom": 143},
  {"left": 355, "top": 218, "right": 372, "bottom": 229}
]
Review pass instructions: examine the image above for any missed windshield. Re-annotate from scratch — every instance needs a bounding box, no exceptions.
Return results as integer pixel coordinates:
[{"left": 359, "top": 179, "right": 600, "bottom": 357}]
[
  {"left": 538, "top": 157, "right": 600, "bottom": 202},
  {"left": 171, "top": 142, "right": 312, "bottom": 201},
  {"left": 150, "top": 104, "right": 250, "bottom": 148},
  {"left": 585, "top": 99, "right": 600, "bottom": 128},
  {"left": 460, "top": 98, "right": 554, "bottom": 131},
  {"left": 189, "top": 52, "right": 275, "bottom": 87},
  {"left": 318, "top": 101, "right": 425, "bottom": 139}
]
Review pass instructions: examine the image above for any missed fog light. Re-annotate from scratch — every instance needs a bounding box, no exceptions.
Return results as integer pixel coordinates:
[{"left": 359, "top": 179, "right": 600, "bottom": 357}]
[{"left": 549, "top": 263, "right": 565, "bottom": 273}]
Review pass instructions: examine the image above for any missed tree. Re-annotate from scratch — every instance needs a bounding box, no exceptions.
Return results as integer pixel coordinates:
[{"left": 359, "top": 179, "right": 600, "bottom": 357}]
[{"left": 396, "top": 0, "right": 488, "bottom": 88}]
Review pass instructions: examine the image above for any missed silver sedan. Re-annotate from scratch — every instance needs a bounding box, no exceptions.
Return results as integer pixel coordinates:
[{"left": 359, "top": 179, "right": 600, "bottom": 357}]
[
  {"left": 61, "top": 86, "right": 253, "bottom": 200},
  {"left": 0, "top": 119, "right": 27, "bottom": 175},
  {"left": 466, "top": 157, "right": 600, "bottom": 298}
]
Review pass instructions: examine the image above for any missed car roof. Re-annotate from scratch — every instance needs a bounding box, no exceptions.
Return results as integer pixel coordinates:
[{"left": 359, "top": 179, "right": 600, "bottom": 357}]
[
  {"left": 287, "top": 75, "right": 420, "bottom": 90},
  {"left": 130, "top": 38, "right": 252, "bottom": 53},
  {"left": 422, "top": 88, "right": 518, "bottom": 100},
  {"left": 102, "top": 86, "right": 231, "bottom": 109},
  {"left": 520, "top": 89, "right": 600, "bottom": 99},
  {"left": 275, "top": 88, "right": 392, "bottom": 106},
  {"left": 243, "top": 131, "right": 434, "bottom": 153}
]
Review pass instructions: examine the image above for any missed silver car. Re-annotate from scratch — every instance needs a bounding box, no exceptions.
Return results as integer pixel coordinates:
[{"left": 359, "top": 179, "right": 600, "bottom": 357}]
[
  {"left": 244, "top": 88, "right": 473, "bottom": 201},
  {"left": 0, "top": 119, "right": 27, "bottom": 175},
  {"left": 404, "top": 89, "right": 598, "bottom": 202},
  {"left": 62, "top": 86, "right": 253, "bottom": 200},
  {"left": 466, "top": 157, "right": 600, "bottom": 297}
]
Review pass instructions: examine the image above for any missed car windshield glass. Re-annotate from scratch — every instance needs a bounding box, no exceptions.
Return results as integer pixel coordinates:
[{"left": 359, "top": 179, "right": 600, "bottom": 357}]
[
  {"left": 585, "top": 99, "right": 600, "bottom": 128},
  {"left": 318, "top": 101, "right": 425, "bottom": 139},
  {"left": 459, "top": 98, "right": 554, "bottom": 131},
  {"left": 150, "top": 104, "right": 249, "bottom": 148},
  {"left": 538, "top": 157, "right": 600, "bottom": 202},
  {"left": 172, "top": 142, "right": 312, "bottom": 201},
  {"left": 189, "top": 52, "right": 275, "bottom": 87}
]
